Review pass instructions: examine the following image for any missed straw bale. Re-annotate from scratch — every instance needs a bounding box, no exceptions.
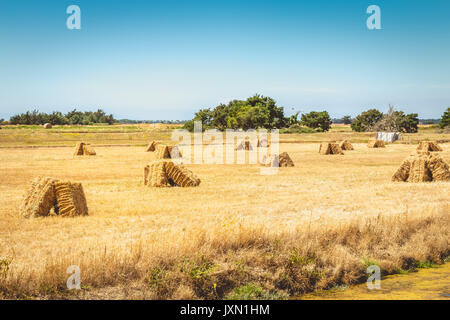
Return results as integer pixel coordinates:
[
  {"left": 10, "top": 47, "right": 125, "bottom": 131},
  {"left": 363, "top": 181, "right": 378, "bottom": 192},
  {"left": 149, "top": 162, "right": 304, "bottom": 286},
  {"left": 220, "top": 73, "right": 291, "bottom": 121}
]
[
  {"left": 165, "top": 161, "right": 201, "bottom": 187},
  {"left": 20, "top": 177, "right": 56, "bottom": 218},
  {"left": 54, "top": 181, "right": 89, "bottom": 217}
]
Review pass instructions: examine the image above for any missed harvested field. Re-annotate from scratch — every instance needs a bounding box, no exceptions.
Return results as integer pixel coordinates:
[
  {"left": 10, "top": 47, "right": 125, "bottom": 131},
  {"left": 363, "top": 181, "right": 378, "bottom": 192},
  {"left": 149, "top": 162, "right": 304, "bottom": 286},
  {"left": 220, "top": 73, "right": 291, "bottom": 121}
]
[{"left": 0, "top": 142, "right": 449, "bottom": 299}]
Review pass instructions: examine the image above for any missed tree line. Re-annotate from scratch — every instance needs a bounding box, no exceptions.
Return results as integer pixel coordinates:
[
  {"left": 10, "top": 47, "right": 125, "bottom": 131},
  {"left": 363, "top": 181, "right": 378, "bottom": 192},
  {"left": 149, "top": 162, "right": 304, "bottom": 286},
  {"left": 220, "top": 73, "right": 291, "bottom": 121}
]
[
  {"left": 184, "top": 95, "right": 449, "bottom": 133},
  {"left": 8, "top": 109, "right": 115, "bottom": 125}
]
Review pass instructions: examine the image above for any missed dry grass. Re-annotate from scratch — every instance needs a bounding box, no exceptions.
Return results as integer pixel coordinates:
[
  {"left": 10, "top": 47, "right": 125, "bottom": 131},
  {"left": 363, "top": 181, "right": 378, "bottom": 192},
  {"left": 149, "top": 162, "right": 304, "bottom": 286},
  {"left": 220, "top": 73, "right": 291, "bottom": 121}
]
[{"left": 0, "top": 143, "right": 449, "bottom": 299}]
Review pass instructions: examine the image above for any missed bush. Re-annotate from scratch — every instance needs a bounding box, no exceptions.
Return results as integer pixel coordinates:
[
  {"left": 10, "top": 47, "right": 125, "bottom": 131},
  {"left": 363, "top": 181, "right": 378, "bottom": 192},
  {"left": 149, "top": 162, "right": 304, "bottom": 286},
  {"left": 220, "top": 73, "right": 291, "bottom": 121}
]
[
  {"left": 183, "top": 94, "right": 288, "bottom": 131},
  {"left": 9, "top": 109, "right": 115, "bottom": 125},
  {"left": 351, "top": 109, "right": 383, "bottom": 132},
  {"left": 371, "top": 106, "right": 418, "bottom": 133},
  {"left": 300, "top": 111, "right": 332, "bottom": 132},
  {"left": 440, "top": 108, "right": 450, "bottom": 128}
]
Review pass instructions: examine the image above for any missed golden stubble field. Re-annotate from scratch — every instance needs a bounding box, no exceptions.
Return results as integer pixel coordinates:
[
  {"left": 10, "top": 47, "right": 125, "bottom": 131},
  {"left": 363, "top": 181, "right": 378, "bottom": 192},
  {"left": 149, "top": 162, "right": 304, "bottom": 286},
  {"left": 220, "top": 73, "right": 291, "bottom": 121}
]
[{"left": 0, "top": 140, "right": 449, "bottom": 299}]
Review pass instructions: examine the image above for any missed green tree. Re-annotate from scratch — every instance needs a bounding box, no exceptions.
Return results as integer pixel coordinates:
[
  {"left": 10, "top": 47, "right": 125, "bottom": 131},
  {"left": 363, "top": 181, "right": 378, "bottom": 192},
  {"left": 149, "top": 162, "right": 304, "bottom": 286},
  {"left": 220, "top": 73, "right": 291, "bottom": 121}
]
[
  {"left": 371, "top": 106, "right": 418, "bottom": 133},
  {"left": 300, "top": 111, "right": 332, "bottom": 132},
  {"left": 183, "top": 94, "right": 289, "bottom": 131},
  {"left": 351, "top": 109, "right": 383, "bottom": 132},
  {"left": 440, "top": 108, "right": 450, "bottom": 128},
  {"left": 342, "top": 115, "right": 352, "bottom": 125}
]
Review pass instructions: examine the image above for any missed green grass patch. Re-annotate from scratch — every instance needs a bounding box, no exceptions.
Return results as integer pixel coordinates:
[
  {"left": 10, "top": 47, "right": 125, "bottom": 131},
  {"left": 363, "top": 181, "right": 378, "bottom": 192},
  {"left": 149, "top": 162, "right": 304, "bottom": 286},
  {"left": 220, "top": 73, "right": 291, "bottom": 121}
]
[{"left": 226, "top": 284, "right": 288, "bottom": 300}]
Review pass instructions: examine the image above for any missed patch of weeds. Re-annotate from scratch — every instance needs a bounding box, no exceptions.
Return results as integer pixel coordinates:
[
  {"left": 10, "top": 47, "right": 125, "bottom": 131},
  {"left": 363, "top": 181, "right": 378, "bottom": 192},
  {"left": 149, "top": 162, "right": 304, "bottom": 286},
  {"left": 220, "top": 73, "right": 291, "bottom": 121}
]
[
  {"left": 0, "top": 257, "right": 11, "bottom": 279},
  {"left": 179, "top": 256, "right": 215, "bottom": 280},
  {"left": 328, "top": 284, "right": 348, "bottom": 292},
  {"left": 415, "top": 261, "right": 439, "bottom": 269},
  {"left": 226, "top": 283, "right": 288, "bottom": 300},
  {"left": 362, "top": 257, "right": 380, "bottom": 269},
  {"left": 81, "top": 284, "right": 93, "bottom": 290},
  {"left": 145, "top": 267, "right": 166, "bottom": 287},
  {"left": 288, "top": 249, "right": 315, "bottom": 266},
  {"left": 393, "top": 268, "right": 411, "bottom": 275},
  {"left": 444, "top": 256, "right": 450, "bottom": 263}
]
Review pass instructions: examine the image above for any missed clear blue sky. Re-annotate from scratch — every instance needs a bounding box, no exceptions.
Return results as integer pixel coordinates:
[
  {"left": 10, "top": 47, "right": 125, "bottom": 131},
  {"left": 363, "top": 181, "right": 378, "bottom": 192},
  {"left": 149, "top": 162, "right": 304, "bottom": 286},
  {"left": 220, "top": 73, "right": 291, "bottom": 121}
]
[{"left": 1, "top": 0, "right": 449, "bottom": 120}]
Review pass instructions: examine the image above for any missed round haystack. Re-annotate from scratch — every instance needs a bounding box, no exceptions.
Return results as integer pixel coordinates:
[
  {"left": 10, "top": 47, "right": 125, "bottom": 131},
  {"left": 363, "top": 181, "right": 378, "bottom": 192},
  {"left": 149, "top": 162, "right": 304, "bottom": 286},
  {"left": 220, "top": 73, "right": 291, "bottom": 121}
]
[{"left": 43, "top": 123, "right": 52, "bottom": 129}]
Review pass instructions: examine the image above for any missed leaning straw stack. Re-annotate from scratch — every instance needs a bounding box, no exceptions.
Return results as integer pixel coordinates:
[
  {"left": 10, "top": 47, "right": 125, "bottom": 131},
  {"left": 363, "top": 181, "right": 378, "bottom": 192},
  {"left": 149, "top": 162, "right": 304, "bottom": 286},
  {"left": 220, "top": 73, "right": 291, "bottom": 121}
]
[
  {"left": 368, "top": 140, "right": 385, "bottom": 148},
  {"left": 340, "top": 140, "right": 354, "bottom": 150},
  {"left": 145, "top": 141, "right": 161, "bottom": 152},
  {"left": 74, "top": 142, "right": 85, "bottom": 156},
  {"left": 278, "top": 152, "right": 294, "bottom": 167},
  {"left": 427, "top": 153, "right": 450, "bottom": 181},
  {"left": 155, "top": 144, "right": 171, "bottom": 159},
  {"left": 235, "top": 140, "right": 253, "bottom": 151},
  {"left": 20, "top": 177, "right": 89, "bottom": 218},
  {"left": 319, "top": 143, "right": 331, "bottom": 155},
  {"left": 261, "top": 152, "right": 294, "bottom": 167},
  {"left": 257, "top": 138, "right": 270, "bottom": 148},
  {"left": 144, "top": 160, "right": 171, "bottom": 187},
  {"left": 82, "top": 144, "right": 96, "bottom": 155},
  {"left": 54, "top": 181, "right": 89, "bottom": 217},
  {"left": 392, "top": 152, "right": 450, "bottom": 182},
  {"left": 165, "top": 161, "right": 201, "bottom": 187},
  {"left": 74, "top": 142, "right": 96, "bottom": 156},
  {"left": 144, "top": 160, "right": 200, "bottom": 187},
  {"left": 319, "top": 142, "right": 343, "bottom": 155},
  {"left": 407, "top": 153, "right": 431, "bottom": 183},
  {"left": 20, "top": 177, "right": 56, "bottom": 218},
  {"left": 417, "top": 141, "right": 442, "bottom": 152},
  {"left": 392, "top": 156, "right": 413, "bottom": 182}
]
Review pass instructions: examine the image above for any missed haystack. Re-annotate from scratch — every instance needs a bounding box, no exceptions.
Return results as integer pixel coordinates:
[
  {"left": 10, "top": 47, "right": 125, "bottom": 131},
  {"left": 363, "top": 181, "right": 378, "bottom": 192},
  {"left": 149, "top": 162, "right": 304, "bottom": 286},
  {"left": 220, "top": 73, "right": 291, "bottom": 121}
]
[
  {"left": 417, "top": 141, "right": 442, "bottom": 152},
  {"left": 257, "top": 138, "right": 270, "bottom": 148},
  {"left": 235, "top": 140, "right": 253, "bottom": 151},
  {"left": 319, "top": 142, "right": 344, "bottom": 155},
  {"left": 20, "top": 177, "right": 57, "bottom": 218},
  {"left": 20, "top": 177, "right": 88, "bottom": 218},
  {"left": 367, "top": 140, "right": 385, "bottom": 148},
  {"left": 155, "top": 144, "right": 171, "bottom": 159},
  {"left": 54, "top": 181, "right": 89, "bottom": 216},
  {"left": 392, "top": 152, "right": 450, "bottom": 182},
  {"left": 340, "top": 140, "right": 354, "bottom": 150},
  {"left": 261, "top": 152, "right": 294, "bottom": 167},
  {"left": 165, "top": 161, "right": 201, "bottom": 187},
  {"left": 74, "top": 142, "right": 96, "bottom": 156},
  {"left": 145, "top": 140, "right": 161, "bottom": 152},
  {"left": 144, "top": 160, "right": 171, "bottom": 187},
  {"left": 43, "top": 123, "right": 52, "bottom": 129},
  {"left": 144, "top": 160, "right": 200, "bottom": 187}
]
